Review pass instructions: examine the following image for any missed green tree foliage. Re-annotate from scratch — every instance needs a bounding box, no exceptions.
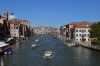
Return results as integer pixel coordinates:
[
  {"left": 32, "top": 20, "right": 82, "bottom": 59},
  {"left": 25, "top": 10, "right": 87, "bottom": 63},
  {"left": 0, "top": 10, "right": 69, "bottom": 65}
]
[{"left": 90, "top": 22, "right": 100, "bottom": 44}]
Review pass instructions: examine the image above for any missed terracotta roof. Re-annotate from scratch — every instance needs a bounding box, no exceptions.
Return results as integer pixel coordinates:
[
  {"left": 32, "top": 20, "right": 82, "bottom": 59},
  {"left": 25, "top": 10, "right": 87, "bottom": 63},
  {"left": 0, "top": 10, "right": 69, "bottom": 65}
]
[
  {"left": 69, "top": 21, "right": 94, "bottom": 28},
  {"left": 70, "top": 21, "right": 94, "bottom": 25}
]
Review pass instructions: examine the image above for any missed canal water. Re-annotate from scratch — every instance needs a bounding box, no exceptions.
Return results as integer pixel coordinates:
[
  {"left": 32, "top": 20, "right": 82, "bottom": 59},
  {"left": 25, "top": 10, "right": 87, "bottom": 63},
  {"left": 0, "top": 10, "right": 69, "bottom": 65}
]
[{"left": 0, "top": 34, "right": 100, "bottom": 66}]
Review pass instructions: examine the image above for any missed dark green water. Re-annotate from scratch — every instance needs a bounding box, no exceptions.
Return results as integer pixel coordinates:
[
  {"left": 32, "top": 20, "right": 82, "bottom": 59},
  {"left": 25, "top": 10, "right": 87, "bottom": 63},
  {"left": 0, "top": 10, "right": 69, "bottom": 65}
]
[{"left": 0, "top": 34, "right": 100, "bottom": 66}]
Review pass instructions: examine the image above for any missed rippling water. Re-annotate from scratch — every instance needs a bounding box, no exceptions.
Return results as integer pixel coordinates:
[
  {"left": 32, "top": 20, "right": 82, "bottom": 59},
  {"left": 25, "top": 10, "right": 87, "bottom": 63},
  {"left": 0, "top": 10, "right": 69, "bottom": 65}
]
[{"left": 1, "top": 34, "right": 100, "bottom": 66}]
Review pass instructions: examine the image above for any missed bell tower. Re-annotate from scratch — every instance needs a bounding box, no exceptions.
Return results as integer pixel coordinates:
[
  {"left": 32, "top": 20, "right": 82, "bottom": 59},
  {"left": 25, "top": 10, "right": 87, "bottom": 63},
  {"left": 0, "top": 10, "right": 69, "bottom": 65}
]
[{"left": 3, "top": 10, "right": 8, "bottom": 20}]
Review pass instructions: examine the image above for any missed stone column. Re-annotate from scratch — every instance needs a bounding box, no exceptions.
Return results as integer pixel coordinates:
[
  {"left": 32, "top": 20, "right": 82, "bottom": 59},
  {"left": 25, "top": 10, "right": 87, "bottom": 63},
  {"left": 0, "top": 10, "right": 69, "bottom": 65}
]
[{"left": 23, "top": 26, "right": 24, "bottom": 36}]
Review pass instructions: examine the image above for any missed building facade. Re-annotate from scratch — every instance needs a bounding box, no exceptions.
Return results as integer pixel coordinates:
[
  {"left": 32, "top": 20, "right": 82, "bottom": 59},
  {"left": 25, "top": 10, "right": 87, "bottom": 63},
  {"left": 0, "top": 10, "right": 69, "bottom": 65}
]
[
  {"left": 69, "top": 22, "right": 94, "bottom": 44},
  {"left": 0, "top": 11, "right": 8, "bottom": 39}
]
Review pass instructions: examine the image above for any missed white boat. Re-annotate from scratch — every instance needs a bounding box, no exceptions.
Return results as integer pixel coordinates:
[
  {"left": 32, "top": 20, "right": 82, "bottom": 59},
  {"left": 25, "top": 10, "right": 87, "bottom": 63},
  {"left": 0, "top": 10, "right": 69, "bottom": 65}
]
[
  {"left": 35, "top": 39, "right": 38, "bottom": 42},
  {"left": 0, "top": 42, "right": 13, "bottom": 54},
  {"left": 31, "top": 44, "right": 38, "bottom": 48},
  {"left": 5, "top": 37, "right": 13, "bottom": 45},
  {"left": 67, "top": 43, "right": 77, "bottom": 47},
  {"left": 1, "top": 58, "right": 4, "bottom": 66},
  {"left": 43, "top": 50, "right": 53, "bottom": 58},
  {"left": 20, "top": 35, "right": 25, "bottom": 40},
  {"left": 67, "top": 43, "right": 72, "bottom": 47}
]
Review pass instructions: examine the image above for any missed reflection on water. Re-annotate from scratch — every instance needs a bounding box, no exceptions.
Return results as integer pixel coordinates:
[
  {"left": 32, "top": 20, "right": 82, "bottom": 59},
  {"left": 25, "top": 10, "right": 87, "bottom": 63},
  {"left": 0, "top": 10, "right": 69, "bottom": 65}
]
[{"left": 0, "top": 35, "right": 100, "bottom": 66}]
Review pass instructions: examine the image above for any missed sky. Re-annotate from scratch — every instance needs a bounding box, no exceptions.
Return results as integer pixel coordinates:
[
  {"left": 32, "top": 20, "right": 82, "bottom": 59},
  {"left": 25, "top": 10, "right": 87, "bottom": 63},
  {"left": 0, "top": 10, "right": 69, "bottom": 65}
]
[{"left": 0, "top": 0, "right": 100, "bottom": 28}]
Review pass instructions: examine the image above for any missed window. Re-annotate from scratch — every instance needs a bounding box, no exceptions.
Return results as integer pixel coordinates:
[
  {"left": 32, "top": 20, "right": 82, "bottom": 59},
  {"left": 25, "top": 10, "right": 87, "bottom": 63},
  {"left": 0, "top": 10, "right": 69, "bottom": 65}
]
[
  {"left": 84, "top": 30, "right": 86, "bottom": 32},
  {"left": 16, "top": 27, "right": 18, "bottom": 29},
  {"left": 76, "top": 34, "right": 78, "bottom": 37},
  {"left": 88, "top": 30, "right": 90, "bottom": 32},
  {"left": 79, "top": 30, "right": 81, "bottom": 32},
  {"left": 88, "top": 34, "right": 90, "bottom": 36},
  {"left": 82, "top": 30, "right": 84, "bottom": 33},
  {"left": 76, "top": 30, "right": 78, "bottom": 32},
  {"left": 79, "top": 34, "right": 81, "bottom": 37},
  {"left": 82, "top": 34, "right": 84, "bottom": 37},
  {"left": 84, "top": 34, "right": 86, "bottom": 36}
]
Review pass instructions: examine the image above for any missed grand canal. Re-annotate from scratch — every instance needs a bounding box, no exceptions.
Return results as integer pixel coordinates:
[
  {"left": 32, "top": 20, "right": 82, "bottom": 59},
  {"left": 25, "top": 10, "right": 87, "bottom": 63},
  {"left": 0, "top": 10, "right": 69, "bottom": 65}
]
[{"left": 0, "top": 34, "right": 100, "bottom": 66}]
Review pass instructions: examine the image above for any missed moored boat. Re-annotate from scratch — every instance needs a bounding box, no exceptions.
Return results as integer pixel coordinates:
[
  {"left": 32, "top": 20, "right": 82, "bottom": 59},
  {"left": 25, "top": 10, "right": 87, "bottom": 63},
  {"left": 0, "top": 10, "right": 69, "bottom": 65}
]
[
  {"left": 53, "top": 34, "right": 58, "bottom": 39},
  {"left": 0, "top": 42, "right": 13, "bottom": 54},
  {"left": 5, "top": 37, "right": 14, "bottom": 45}
]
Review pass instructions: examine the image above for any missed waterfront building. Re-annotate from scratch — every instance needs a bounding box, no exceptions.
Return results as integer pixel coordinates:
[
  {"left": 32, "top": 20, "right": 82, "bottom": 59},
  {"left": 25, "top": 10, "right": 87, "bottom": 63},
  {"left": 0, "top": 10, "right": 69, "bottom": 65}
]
[
  {"left": 44, "top": 27, "right": 49, "bottom": 34},
  {"left": 60, "top": 21, "right": 94, "bottom": 40},
  {"left": 29, "top": 26, "right": 34, "bottom": 36},
  {"left": 33, "top": 27, "right": 40, "bottom": 35},
  {"left": 48, "top": 27, "right": 57, "bottom": 34},
  {"left": 8, "top": 19, "right": 20, "bottom": 38},
  {"left": 56, "top": 28, "right": 60, "bottom": 34},
  {"left": 33, "top": 26, "right": 57, "bottom": 35},
  {"left": 0, "top": 11, "right": 8, "bottom": 39},
  {"left": 8, "top": 12, "right": 30, "bottom": 38},
  {"left": 39, "top": 26, "right": 45, "bottom": 34},
  {"left": 70, "top": 21, "right": 94, "bottom": 46},
  {"left": 19, "top": 20, "right": 30, "bottom": 38}
]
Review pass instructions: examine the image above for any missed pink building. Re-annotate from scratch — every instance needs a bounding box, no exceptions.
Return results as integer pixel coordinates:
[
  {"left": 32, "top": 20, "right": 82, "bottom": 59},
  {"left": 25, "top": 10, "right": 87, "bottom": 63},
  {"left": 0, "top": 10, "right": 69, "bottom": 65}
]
[{"left": 0, "top": 11, "right": 8, "bottom": 39}]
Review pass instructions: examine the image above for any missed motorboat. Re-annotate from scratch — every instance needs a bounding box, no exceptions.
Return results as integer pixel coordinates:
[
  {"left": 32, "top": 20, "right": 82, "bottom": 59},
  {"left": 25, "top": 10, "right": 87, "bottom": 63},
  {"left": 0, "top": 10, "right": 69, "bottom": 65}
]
[
  {"left": 0, "top": 42, "right": 13, "bottom": 54},
  {"left": 1, "top": 37, "right": 13, "bottom": 45},
  {"left": 35, "top": 39, "right": 38, "bottom": 42},
  {"left": 31, "top": 44, "right": 38, "bottom": 48},
  {"left": 53, "top": 34, "right": 58, "bottom": 39},
  {"left": 20, "top": 35, "right": 25, "bottom": 40},
  {"left": 67, "top": 43, "right": 79, "bottom": 47},
  {"left": 43, "top": 50, "right": 53, "bottom": 58}
]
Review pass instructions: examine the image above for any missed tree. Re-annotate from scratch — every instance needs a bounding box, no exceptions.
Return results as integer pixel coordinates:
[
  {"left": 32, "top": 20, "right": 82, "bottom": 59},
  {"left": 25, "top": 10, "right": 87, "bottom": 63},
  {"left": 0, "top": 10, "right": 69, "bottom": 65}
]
[{"left": 90, "top": 22, "right": 100, "bottom": 45}]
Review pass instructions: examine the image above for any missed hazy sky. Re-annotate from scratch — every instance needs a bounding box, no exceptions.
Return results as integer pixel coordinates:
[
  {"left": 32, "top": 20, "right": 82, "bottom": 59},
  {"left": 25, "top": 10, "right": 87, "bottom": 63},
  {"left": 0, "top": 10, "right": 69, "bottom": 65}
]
[{"left": 0, "top": 0, "right": 100, "bottom": 28}]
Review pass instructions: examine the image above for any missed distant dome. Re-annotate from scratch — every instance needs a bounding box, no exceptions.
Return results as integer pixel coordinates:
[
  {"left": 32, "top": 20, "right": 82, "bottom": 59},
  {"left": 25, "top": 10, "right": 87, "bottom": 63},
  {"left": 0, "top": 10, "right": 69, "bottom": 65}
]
[{"left": 8, "top": 12, "right": 16, "bottom": 20}]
